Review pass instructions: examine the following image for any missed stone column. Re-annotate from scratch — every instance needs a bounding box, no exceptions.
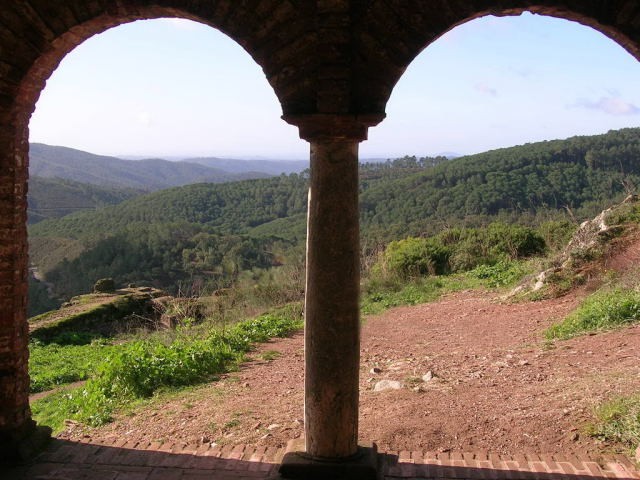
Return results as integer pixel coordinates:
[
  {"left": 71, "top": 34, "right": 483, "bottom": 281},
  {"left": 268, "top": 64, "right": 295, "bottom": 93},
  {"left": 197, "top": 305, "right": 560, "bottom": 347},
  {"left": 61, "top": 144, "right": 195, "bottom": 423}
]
[
  {"left": 280, "top": 114, "right": 383, "bottom": 479},
  {"left": 304, "top": 138, "right": 361, "bottom": 458}
]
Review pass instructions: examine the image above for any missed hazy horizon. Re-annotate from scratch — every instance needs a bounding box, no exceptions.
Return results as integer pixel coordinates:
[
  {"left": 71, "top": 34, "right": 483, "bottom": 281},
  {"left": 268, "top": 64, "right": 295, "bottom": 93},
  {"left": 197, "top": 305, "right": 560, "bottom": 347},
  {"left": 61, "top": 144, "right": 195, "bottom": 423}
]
[{"left": 29, "top": 14, "right": 640, "bottom": 159}]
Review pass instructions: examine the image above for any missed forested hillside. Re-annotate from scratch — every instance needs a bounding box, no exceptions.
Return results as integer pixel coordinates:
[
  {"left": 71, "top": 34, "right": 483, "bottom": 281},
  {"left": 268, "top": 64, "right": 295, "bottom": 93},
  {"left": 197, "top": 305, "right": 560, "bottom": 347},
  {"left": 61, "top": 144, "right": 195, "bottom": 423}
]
[
  {"left": 29, "top": 143, "right": 270, "bottom": 190},
  {"left": 29, "top": 128, "right": 640, "bottom": 310},
  {"left": 360, "top": 128, "right": 640, "bottom": 237},
  {"left": 28, "top": 177, "right": 142, "bottom": 224}
]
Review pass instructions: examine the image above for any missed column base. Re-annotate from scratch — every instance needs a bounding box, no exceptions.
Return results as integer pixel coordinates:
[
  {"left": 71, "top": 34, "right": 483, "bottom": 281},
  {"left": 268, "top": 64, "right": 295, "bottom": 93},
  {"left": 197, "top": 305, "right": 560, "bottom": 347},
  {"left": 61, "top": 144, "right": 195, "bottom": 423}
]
[
  {"left": 277, "top": 439, "right": 380, "bottom": 480},
  {"left": 0, "top": 420, "right": 52, "bottom": 465}
]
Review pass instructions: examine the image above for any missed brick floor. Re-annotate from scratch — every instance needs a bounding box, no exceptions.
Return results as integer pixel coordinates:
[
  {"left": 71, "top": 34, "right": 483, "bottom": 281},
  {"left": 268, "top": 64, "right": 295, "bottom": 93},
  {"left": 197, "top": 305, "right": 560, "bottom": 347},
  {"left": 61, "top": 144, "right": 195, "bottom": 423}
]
[{"left": 4, "top": 440, "right": 639, "bottom": 480}]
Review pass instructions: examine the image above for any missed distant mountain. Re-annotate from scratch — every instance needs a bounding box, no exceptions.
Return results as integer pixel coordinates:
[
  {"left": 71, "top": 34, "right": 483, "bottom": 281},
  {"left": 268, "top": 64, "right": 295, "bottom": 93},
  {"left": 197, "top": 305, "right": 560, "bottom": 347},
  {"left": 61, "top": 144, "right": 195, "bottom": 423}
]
[
  {"left": 28, "top": 176, "right": 142, "bottom": 224},
  {"left": 29, "top": 128, "right": 640, "bottom": 306},
  {"left": 185, "top": 157, "right": 308, "bottom": 175},
  {"left": 29, "top": 143, "right": 270, "bottom": 190}
]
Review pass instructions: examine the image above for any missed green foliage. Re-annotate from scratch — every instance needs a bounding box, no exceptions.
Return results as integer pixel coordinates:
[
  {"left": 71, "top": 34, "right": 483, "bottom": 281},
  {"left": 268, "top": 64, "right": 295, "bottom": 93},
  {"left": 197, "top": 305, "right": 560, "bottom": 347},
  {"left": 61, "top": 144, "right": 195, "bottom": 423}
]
[
  {"left": 30, "top": 294, "right": 152, "bottom": 343},
  {"left": 28, "top": 128, "right": 640, "bottom": 310},
  {"left": 361, "top": 277, "right": 447, "bottom": 315},
  {"left": 536, "top": 220, "right": 577, "bottom": 253},
  {"left": 28, "top": 275, "right": 60, "bottom": 317},
  {"left": 605, "top": 201, "right": 640, "bottom": 226},
  {"left": 587, "top": 395, "right": 640, "bottom": 450},
  {"left": 465, "top": 260, "right": 531, "bottom": 288},
  {"left": 31, "top": 303, "right": 303, "bottom": 432},
  {"left": 383, "top": 237, "right": 451, "bottom": 278},
  {"left": 28, "top": 176, "right": 141, "bottom": 224},
  {"left": 545, "top": 288, "right": 640, "bottom": 339},
  {"left": 29, "top": 339, "right": 115, "bottom": 393},
  {"left": 93, "top": 278, "right": 116, "bottom": 293},
  {"left": 360, "top": 128, "right": 640, "bottom": 239},
  {"left": 375, "top": 223, "right": 544, "bottom": 280}
]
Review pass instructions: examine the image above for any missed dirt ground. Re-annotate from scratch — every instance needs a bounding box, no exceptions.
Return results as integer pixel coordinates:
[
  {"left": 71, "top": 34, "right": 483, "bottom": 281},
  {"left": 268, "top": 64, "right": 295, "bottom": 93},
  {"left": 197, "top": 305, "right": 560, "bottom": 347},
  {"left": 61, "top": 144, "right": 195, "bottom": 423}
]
[{"left": 58, "top": 287, "right": 640, "bottom": 456}]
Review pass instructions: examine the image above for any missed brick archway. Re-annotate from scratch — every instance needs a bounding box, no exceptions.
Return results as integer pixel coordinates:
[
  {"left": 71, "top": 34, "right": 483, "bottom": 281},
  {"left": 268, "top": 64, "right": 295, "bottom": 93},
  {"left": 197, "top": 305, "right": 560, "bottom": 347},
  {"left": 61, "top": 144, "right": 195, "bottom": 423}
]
[
  {"left": 350, "top": 1, "right": 640, "bottom": 115},
  {"left": 2, "top": 0, "right": 640, "bottom": 473},
  {"left": 0, "top": 1, "right": 311, "bottom": 463}
]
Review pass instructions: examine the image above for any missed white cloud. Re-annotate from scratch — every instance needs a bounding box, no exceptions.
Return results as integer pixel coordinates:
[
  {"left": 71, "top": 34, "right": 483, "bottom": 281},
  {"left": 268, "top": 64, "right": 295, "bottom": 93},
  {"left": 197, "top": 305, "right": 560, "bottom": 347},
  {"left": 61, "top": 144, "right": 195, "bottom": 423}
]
[
  {"left": 574, "top": 96, "right": 640, "bottom": 115},
  {"left": 474, "top": 82, "right": 497, "bottom": 96}
]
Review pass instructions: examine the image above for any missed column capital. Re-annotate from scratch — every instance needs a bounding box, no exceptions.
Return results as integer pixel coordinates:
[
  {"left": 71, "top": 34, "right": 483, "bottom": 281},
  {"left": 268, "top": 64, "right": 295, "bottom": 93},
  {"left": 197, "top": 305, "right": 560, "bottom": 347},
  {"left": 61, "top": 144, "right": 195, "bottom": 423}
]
[{"left": 282, "top": 113, "right": 385, "bottom": 142}]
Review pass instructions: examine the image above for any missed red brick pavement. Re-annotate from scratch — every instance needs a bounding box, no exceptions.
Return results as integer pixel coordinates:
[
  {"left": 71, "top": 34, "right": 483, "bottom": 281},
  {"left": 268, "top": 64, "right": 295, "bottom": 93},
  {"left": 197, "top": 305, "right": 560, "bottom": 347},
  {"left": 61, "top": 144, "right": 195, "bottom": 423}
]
[{"left": 4, "top": 439, "right": 639, "bottom": 479}]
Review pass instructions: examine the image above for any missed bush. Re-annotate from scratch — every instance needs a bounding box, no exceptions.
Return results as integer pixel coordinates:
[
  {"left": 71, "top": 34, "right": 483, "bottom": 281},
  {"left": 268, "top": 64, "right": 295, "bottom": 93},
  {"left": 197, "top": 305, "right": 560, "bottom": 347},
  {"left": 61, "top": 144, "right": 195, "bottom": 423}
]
[
  {"left": 537, "top": 220, "right": 577, "bottom": 253},
  {"left": 383, "top": 237, "right": 451, "bottom": 278},
  {"left": 485, "top": 223, "right": 546, "bottom": 259},
  {"left": 94, "top": 278, "right": 116, "bottom": 293},
  {"left": 466, "top": 260, "right": 529, "bottom": 288},
  {"left": 375, "top": 223, "right": 545, "bottom": 281}
]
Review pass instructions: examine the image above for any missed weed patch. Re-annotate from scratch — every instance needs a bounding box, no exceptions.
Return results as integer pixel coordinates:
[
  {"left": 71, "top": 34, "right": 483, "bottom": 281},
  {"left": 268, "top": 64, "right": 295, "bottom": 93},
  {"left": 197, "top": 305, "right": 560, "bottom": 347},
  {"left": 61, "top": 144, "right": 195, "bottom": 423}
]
[
  {"left": 361, "top": 260, "right": 530, "bottom": 315},
  {"left": 29, "top": 339, "right": 115, "bottom": 393},
  {"left": 545, "top": 288, "right": 640, "bottom": 340},
  {"left": 31, "top": 303, "right": 303, "bottom": 433},
  {"left": 586, "top": 395, "right": 640, "bottom": 451}
]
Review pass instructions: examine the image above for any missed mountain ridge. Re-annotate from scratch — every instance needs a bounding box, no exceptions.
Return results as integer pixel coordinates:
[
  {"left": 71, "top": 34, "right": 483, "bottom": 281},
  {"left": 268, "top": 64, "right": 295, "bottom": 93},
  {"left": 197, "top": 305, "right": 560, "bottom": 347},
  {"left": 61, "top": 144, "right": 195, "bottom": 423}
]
[{"left": 29, "top": 143, "right": 276, "bottom": 190}]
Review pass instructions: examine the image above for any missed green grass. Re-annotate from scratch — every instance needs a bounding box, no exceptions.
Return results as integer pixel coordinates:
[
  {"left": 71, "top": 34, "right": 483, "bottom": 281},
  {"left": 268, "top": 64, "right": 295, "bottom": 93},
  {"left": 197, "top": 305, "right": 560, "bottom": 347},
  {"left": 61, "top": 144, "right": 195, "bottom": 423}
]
[
  {"left": 464, "top": 260, "right": 531, "bottom": 289},
  {"left": 29, "top": 338, "right": 116, "bottom": 393},
  {"left": 361, "top": 260, "right": 530, "bottom": 315},
  {"left": 31, "top": 303, "right": 303, "bottom": 433},
  {"left": 586, "top": 395, "right": 640, "bottom": 451},
  {"left": 545, "top": 288, "right": 640, "bottom": 340},
  {"left": 260, "top": 350, "right": 281, "bottom": 361}
]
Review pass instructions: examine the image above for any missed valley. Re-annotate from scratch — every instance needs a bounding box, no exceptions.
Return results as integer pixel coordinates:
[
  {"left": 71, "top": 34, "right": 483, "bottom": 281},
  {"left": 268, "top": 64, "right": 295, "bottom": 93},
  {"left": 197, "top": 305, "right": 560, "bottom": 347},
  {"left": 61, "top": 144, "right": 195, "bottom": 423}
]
[{"left": 25, "top": 127, "right": 640, "bottom": 460}]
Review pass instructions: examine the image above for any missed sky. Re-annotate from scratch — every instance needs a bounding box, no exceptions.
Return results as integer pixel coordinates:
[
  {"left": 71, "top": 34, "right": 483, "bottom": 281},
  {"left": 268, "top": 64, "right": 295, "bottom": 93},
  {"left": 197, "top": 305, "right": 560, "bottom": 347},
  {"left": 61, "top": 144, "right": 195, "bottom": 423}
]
[{"left": 28, "top": 13, "right": 640, "bottom": 160}]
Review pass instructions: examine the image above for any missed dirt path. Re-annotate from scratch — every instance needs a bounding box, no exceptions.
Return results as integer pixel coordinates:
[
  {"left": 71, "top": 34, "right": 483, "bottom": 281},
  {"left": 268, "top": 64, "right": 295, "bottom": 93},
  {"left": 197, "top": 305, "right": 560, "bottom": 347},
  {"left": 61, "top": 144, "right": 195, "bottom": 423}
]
[{"left": 58, "top": 288, "right": 640, "bottom": 457}]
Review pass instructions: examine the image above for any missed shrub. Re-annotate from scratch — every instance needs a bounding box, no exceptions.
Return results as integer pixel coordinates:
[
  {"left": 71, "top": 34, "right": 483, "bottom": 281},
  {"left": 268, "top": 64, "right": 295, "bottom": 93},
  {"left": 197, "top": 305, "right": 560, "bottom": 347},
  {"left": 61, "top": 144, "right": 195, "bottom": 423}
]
[
  {"left": 537, "top": 220, "right": 577, "bottom": 253},
  {"left": 94, "top": 278, "right": 116, "bottom": 293},
  {"left": 383, "top": 237, "right": 451, "bottom": 278},
  {"left": 485, "top": 223, "right": 546, "bottom": 259},
  {"left": 466, "top": 260, "right": 529, "bottom": 288}
]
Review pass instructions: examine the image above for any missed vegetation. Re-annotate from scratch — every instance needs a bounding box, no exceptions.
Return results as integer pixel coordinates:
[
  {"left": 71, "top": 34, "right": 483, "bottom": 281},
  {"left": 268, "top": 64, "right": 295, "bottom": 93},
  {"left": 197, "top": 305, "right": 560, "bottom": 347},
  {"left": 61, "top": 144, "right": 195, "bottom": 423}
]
[
  {"left": 28, "top": 176, "right": 141, "bottom": 224},
  {"left": 93, "top": 278, "right": 115, "bottom": 293},
  {"left": 31, "top": 303, "right": 303, "bottom": 432},
  {"left": 377, "top": 223, "right": 544, "bottom": 279},
  {"left": 28, "top": 275, "right": 60, "bottom": 317},
  {"left": 29, "top": 338, "right": 116, "bottom": 393},
  {"left": 29, "top": 292, "right": 156, "bottom": 343},
  {"left": 29, "top": 143, "right": 267, "bottom": 191},
  {"left": 587, "top": 395, "right": 640, "bottom": 452},
  {"left": 545, "top": 288, "right": 640, "bottom": 339},
  {"left": 28, "top": 128, "right": 640, "bottom": 312},
  {"left": 25, "top": 128, "right": 640, "bottom": 455},
  {"left": 362, "top": 259, "right": 532, "bottom": 315}
]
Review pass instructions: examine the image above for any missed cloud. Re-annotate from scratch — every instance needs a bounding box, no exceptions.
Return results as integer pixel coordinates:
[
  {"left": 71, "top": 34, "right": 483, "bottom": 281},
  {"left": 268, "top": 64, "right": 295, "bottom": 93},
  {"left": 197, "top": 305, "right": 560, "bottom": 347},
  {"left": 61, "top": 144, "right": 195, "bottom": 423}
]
[
  {"left": 474, "top": 82, "right": 497, "bottom": 97},
  {"left": 574, "top": 96, "right": 640, "bottom": 116}
]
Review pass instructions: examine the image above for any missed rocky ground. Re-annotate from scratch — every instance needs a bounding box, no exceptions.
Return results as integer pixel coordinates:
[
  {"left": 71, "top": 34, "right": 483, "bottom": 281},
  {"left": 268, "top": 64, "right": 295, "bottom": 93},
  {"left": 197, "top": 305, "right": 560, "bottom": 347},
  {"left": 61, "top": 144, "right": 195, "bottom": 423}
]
[{"left": 58, "top": 287, "right": 640, "bottom": 457}]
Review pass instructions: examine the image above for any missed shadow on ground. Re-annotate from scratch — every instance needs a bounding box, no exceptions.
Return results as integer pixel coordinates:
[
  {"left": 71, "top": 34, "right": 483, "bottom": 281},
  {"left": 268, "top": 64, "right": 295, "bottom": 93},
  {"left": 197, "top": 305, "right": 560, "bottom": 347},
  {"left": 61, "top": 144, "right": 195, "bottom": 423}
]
[{"left": 4, "top": 438, "right": 638, "bottom": 479}]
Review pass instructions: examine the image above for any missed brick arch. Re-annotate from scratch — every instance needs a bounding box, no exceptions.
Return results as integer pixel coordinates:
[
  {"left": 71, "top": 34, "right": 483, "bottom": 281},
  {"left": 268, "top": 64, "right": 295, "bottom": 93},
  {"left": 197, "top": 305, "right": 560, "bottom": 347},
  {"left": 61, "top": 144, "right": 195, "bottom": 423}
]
[
  {"left": 6, "top": 1, "right": 313, "bottom": 129},
  {"left": 0, "top": 0, "right": 313, "bottom": 461},
  {"left": 351, "top": 1, "right": 640, "bottom": 114}
]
